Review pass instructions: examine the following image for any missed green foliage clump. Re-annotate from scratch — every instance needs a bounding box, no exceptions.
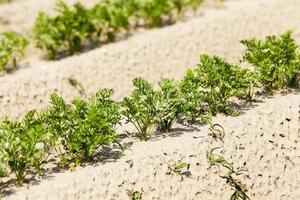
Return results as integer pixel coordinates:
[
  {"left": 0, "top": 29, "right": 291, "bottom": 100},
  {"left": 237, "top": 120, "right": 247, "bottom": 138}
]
[
  {"left": 0, "top": 111, "right": 49, "bottom": 185},
  {"left": 122, "top": 78, "right": 157, "bottom": 141},
  {"left": 141, "top": 0, "right": 174, "bottom": 27},
  {"left": 180, "top": 55, "right": 253, "bottom": 118},
  {"left": 141, "top": 0, "right": 203, "bottom": 27},
  {"left": 0, "top": 0, "right": 10, "bottom": 4},
  {"left": 155, "top": 78, "right": 181, "bottom": 132},
  {"left": 179, "top": 68, "right": 208, "bottom": 123},
  {"left": 195, "top": 55, "right": 253, "bottom": 115},
  {"left": 42, "top": 89, "right": 121, "bottom": 165},
  {"left": 122, "top": 77, "right": 180, "bottom": 140},
  {"left": 0, "top": 32, "right": 28, "bottom": 71},
  {"left": 32, "top": 0, "right": 204, "bottom": 59},
  {"left": 0, "top": 164, "right": 8, "bottom": 178},
  {"left": 33, "top": 1, "right": 94, "bottom": 59},
  {"left": 32, "top": 12, "right": 62, "bottom": 60},
  {"left": 241, "top": 31, "right": 300, "bottom": 92}
]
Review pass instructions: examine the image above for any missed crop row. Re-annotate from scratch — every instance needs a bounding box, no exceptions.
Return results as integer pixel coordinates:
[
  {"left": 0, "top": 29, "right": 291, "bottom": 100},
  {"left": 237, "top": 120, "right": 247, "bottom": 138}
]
[
  {"left": 0, "top": 31, "right": 299, "bottom": 188},
  {"left": 0, "top": 0, "right": 11, "bottom": 4},
  {"left": 0, "top": 0, "right": 205, "bottom": 71}
]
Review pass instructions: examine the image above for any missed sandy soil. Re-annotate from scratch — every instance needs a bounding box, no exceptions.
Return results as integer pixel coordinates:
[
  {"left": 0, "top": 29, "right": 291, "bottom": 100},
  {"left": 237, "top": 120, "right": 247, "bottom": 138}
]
[
  {"left": 0, "top": 0, "right": 299, "bottom": 199},
  {"left": 4, "top": 93, "right": 300, "bottom": 200}
]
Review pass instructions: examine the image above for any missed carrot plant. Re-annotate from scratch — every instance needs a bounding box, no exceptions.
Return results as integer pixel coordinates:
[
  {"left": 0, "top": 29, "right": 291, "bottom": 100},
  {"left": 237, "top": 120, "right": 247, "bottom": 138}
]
[
  {"left": 141, "top": 0, "right": 203, "bottom": 27},
  {"left": 0, "top": 111, "right": 49, "bottom": 185},
  {"left": 241, "top": 31, "right": 300, "bottom": 92},
  {"left": 179, "top": 69, "right": 209, "bottom": 123},
  {"left": 92, "top": 0, "right": 139, "bottom": 41},
  {"left": 155, "top": 78, "right": 181, "bottom": 132},
  {"left": 193, "top": 55, "right": 254, "bottom": 115},
  {"left": 141, "top": 0, "right": 173, "bottom": 27},
  {"left": 33, "top": 1, "right": 94, "bottom": 58},
  {"left": 122, "top": 78, "right": 157, "bottom": 140},
  {"left": 32, "top": 0, "right": 204, "bottom": 59},
  {"left": 32, "top": 12, "right": 63, "bottom": 59},
  {"left": 122, "top": 77, "right": 181, "bottom": 140},
  {"left": 0, "top": 32, "right": 28, "bottom": 71},
  {"left": 42, "top": 89, "right": 121, "bottom": 165},
  {"left": 54, "top": 1, "right": 95, "bottom": 55}
]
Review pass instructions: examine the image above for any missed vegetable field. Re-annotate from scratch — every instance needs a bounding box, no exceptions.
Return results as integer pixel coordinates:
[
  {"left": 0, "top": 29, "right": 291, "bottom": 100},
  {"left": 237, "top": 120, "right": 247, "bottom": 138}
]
[{"left": 0, "top": 0, "right": 299, "bottom": 199}]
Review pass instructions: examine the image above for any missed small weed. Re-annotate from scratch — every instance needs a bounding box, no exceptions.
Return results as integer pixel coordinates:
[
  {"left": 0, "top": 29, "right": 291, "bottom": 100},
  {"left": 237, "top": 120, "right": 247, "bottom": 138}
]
[
  {"left": 168, "top": 161, "right": 190, "bottom": 174},
  {"left": 167, "top": 160, "right": 191, "bottom": 181},
  {"left": 220, "top": 166, "right": 250, "bottom": 200},
  {"left": 207, "top": 147, "right": 250, "bottom": 200},
  {"left": 207, "top": 147, "right": 230, "bottom": 168},
  {"left": 127, "top": 189, "right": 143, "bottom": 200},
  {"left": 68, "top": 77, "right": 86, "bottom": 96},
  {"left": 208, "top": 123, "right": 225, "bottom": 141}
]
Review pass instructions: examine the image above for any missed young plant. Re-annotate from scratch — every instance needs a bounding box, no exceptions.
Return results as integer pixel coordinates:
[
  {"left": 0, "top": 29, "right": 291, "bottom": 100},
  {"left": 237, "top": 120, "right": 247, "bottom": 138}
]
[
  {"left": 155, "top": 78, "right": 180, "bottom": 132},
  {"left": 206, "top": 147, "right": 231, "bottom": 168},
  {"left": 208, "top": 123, "right": 225, "bottom": 141},
  {"left": 127, "top": 189, "right": 143, "bottom": 200},
  {"left": 122, "top": 78, "right": 157, "bottom": 140},
  {"left": 141, "top": 0, "right": 173, "bottom": 27},
  {"left": 42, "top": 89, "right": 121, "bottom": 165},
  {"left": 0, "top": 164, "right": 8, "bottom": 177},
  {"left": 179, "top": 69, "right": 209, "bottom": 124},
  {"left": 33, "top": 1, "right": 95, "bottom": 58},
  {"left": 194, "top": 55, "right": 254, "bottom": 115},
  {"left": 0, "top": 32, "right": 28, "bottom": 71},
  {"left": 220, "top": 166, "right": 250, "bottom": 200},
  {"left": 207, "top": 147, "right": 250, "bottom": 200},
  {"left": 0, "top": 111, "right": 49, "bottom": 185},
  {"left": 140, "top": 0, "right": 203, "bottom": 27},
  {"left": 167, "top": 160, "right": 191, "bottom": 180},
  {"left": 32, "top": 12, "right": 63, "bottom": 59},
  {"left": 122, "top": 77, "right": 181, "bottom": 140},
  {"left": 54, "top": 1, "right": 95, "bottom": 54},
  {"left": 241, "top": 31, "right": 300, "bottom": 92},
  {"left": 32, "top": 0, "right": 205, "bottom": 59}
]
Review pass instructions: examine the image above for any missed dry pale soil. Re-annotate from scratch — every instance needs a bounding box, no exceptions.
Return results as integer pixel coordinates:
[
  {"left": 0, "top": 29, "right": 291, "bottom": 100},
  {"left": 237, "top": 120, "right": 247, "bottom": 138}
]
[{"left": 0, "top": 0, "right": 299, "bottom": 199}]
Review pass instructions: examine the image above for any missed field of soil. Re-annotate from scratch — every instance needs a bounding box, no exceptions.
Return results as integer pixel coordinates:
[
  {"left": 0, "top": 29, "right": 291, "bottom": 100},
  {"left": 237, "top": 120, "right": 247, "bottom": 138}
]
[{"left": 0, "top": 0, "right": 299, "bottom": 199}]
